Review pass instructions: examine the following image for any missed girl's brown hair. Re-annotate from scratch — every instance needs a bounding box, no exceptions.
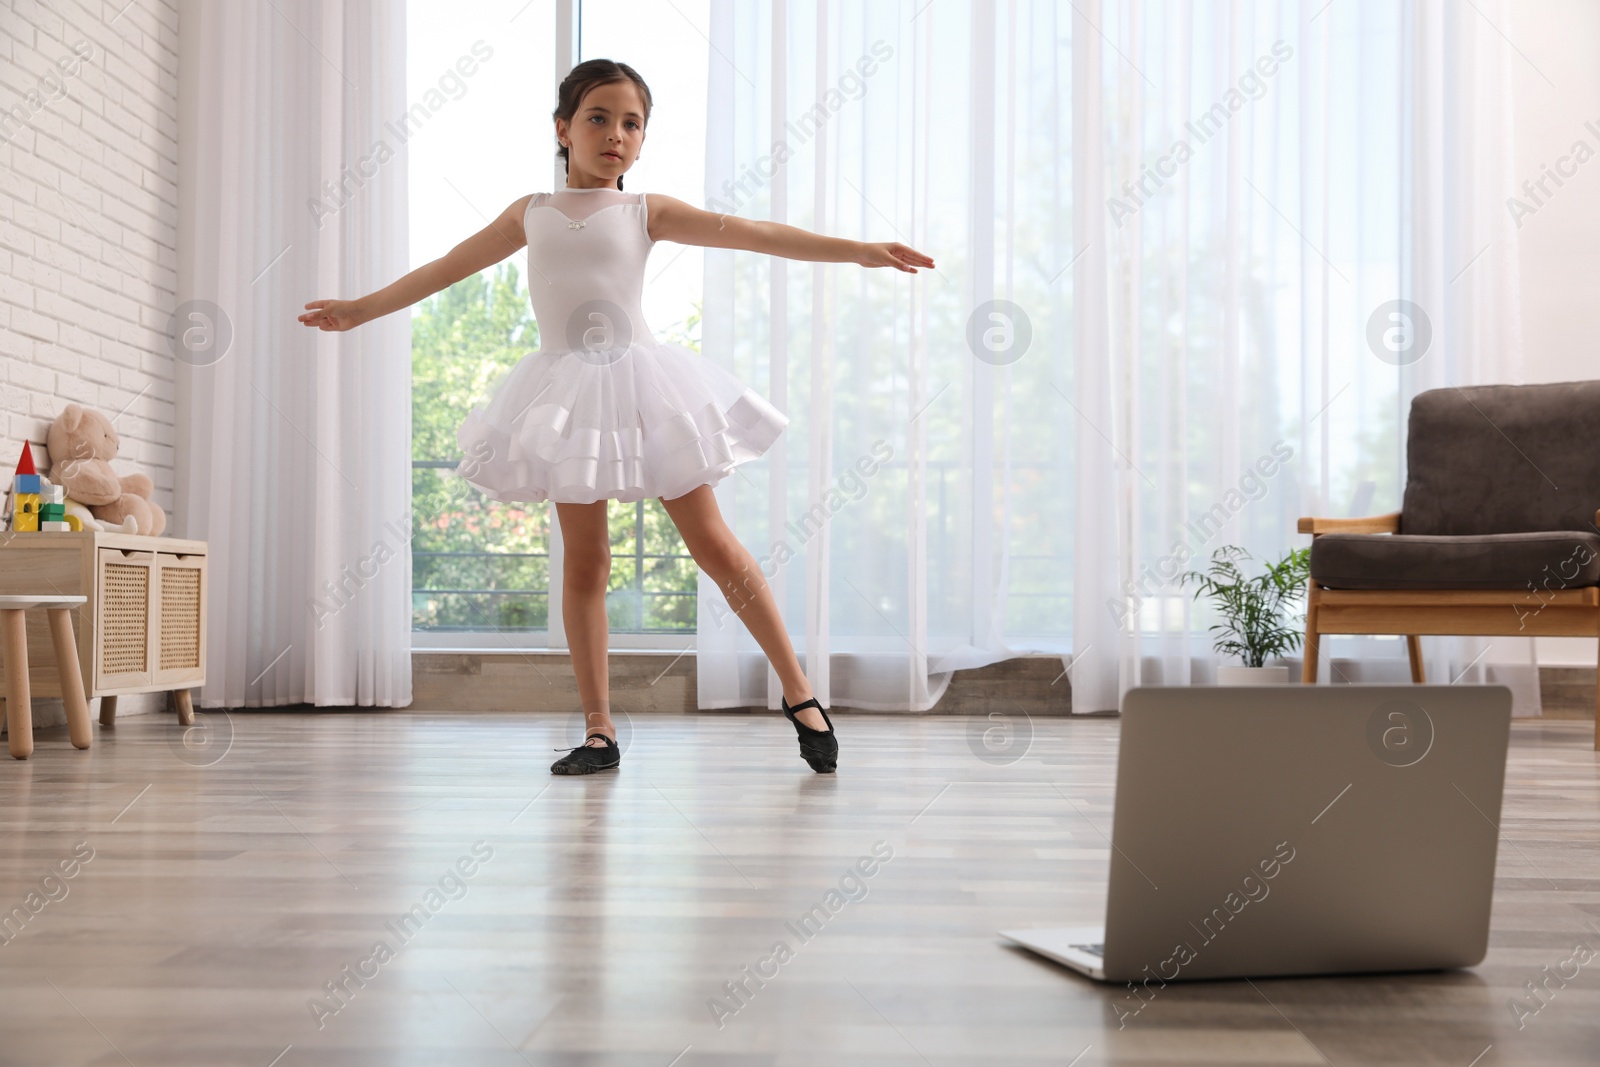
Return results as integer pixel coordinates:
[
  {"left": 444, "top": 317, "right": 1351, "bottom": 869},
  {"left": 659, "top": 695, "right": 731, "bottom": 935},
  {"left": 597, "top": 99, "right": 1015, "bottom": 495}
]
[{"left": 552, "top": 60, "right": 652, "bottom": 191}]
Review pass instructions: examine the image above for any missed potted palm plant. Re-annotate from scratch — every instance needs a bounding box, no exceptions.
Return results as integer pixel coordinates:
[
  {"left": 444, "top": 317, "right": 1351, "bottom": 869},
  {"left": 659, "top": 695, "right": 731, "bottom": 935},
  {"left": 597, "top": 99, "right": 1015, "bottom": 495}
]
[{"left": 1180, "top": 545, "right": 1312, "bottom": 684}]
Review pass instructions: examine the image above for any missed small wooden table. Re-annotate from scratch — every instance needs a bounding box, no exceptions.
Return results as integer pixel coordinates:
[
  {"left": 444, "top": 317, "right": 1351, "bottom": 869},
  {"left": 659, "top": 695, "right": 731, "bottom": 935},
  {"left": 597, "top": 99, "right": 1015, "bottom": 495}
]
[{"left": 1, "top": 594, "right": 91, "bottom": 759}]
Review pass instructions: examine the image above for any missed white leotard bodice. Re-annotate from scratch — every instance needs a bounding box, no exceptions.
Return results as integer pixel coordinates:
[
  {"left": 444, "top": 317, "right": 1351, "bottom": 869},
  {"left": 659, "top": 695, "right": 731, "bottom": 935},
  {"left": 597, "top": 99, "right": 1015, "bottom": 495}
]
[{"left": 523, "top": 188, "right": 657, "bottom": 356}]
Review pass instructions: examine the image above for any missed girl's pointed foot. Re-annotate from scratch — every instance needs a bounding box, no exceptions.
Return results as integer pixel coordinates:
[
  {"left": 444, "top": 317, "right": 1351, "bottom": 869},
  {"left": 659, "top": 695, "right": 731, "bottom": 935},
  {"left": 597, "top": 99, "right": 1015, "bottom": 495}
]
[
  {"left": 781, "top": 696, "right": 837, "bottom": 773},
  {"left": 551, "top": 732, "right": 620, "bottom": 775}
]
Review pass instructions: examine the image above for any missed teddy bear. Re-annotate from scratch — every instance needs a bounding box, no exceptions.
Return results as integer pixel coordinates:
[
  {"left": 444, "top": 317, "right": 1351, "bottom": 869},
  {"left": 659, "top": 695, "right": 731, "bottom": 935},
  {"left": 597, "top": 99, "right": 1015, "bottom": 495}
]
[{"left": 45, "top": 403, "right": 167, "bottom": 536}]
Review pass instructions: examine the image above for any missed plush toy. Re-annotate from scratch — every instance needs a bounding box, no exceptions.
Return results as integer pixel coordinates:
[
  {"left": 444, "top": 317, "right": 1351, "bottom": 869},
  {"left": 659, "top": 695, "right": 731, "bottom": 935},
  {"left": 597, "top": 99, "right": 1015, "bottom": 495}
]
[
  {"left": 45, "top": 404, "right": 167, "bottom": 536},
  {"left": 66, "top": 495, "right": 130, "bottom": 533}
]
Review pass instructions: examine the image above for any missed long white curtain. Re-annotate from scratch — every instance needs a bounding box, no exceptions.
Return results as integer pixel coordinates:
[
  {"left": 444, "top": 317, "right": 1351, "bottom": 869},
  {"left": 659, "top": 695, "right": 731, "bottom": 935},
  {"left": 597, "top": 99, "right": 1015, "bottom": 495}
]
[
  {"left": 1071, "top": 0, "right": 1534, "bottom": 714},
  {"left": 699, "top": 0, "right": 1073, "bottom": 712},
  {"left": 698, "top": 0, "right": 1530, "bottom": 716},
  {"left": 174, "top": 0, "right": 412, "bottom": 708}
]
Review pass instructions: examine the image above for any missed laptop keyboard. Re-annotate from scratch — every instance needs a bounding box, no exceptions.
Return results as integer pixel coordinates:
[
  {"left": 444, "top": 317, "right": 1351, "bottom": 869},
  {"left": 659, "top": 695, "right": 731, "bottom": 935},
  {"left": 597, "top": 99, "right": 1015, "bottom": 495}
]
[{"left": 1070, "top": 942, "right": 1105, "bottom": 957}]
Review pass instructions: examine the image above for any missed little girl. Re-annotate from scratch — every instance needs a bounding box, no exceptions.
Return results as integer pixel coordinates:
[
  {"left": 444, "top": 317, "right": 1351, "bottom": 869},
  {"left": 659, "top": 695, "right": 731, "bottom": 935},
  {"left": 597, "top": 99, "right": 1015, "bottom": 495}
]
[{"left": 299, "top": 59, "right": 934, "bottom": 776}]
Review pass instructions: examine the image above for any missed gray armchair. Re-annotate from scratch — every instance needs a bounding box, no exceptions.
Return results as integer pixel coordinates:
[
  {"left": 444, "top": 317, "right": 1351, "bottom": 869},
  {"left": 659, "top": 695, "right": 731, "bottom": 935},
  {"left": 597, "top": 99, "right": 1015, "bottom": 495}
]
[{"left": 1298, "top": 380, "right": 1600, "bottom": 749}]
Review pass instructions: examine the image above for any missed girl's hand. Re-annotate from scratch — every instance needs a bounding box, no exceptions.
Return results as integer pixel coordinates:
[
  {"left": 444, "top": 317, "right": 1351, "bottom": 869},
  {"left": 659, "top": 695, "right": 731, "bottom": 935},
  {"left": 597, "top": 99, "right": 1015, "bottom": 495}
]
[
  {"left": 857, "top": 241, "right": 935, "bottom": 273},
  {"left": 298, "top": 299, "right": 369, "bottom": 332}
]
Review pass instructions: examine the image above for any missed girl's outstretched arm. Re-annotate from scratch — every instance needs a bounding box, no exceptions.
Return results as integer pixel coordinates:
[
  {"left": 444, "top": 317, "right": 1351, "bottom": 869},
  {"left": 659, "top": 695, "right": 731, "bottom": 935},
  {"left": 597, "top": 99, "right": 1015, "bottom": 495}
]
[
  {"left": 647, "top": 194, "right": 934, "bottom": 274},
  {"left": 299, "top": 194, "right": 534, "bottom": 331}
]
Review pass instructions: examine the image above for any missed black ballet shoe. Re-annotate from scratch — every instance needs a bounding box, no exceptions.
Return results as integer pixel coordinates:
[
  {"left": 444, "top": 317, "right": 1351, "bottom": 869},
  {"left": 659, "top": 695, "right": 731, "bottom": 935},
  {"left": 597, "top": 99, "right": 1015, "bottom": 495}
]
[
  {"left": 551, "top": 732, "right": 620, "bottom": 775},
  {"left": 782, "top": 696, "right": 838, "bottom": 773}
]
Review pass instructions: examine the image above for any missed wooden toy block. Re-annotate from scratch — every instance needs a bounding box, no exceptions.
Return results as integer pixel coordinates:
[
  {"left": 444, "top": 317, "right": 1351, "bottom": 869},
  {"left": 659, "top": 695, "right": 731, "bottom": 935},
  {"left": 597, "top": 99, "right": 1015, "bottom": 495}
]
[
  {"left": 40, "top": 503, "right": 66, "bottom": 521},
  {"left": 41, "top": 521, "right": 71, "bottom": 532},
  {"left": 11, "top": 445, "right": 41, "bottom": 529}
]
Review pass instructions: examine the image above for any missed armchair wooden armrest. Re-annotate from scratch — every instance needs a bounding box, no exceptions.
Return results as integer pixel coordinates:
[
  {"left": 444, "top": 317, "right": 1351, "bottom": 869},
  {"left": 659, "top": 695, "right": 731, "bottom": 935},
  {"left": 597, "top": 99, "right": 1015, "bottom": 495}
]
[{"left": 1296, "top": 512, "right": 1402, "bottom": 536}]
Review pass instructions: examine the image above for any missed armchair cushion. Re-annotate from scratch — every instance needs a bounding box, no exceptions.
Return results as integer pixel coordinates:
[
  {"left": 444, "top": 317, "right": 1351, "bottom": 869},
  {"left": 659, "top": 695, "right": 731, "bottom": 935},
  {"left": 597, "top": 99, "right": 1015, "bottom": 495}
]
[
  {"left": 1310, "top": 531, "right": 1600, "bottom": 590},
  {"left": 1403, "top": 381, "right": 1600, "bottom": 535}
]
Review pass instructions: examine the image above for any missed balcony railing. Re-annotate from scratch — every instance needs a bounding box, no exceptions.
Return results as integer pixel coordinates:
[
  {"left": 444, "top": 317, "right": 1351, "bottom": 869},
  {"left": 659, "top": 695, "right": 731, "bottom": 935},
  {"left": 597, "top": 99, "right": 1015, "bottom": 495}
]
[
  {"left": 412, "top": 460, "right": 697, "bottom": 633},
  {"left": 411, "top": 458, "right": 1071, "bottom": 637}
]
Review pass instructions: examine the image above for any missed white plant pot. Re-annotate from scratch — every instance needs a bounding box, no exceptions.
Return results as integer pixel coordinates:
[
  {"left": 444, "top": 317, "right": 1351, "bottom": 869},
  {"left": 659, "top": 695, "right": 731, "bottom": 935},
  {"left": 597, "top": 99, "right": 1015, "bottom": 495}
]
[{"left": 1216, "top": 665, "right": 1290, "bottom": 686}]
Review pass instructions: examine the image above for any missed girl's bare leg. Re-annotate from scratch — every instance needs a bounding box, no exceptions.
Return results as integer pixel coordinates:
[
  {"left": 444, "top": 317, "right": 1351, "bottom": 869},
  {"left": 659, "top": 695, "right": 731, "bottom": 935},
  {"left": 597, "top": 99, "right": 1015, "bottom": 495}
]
[
  {"left": 555, "top": 500, "right": 615, "bottom": 745},
  {"left": 657, "top": 485, "right": 827, "bottom": 730}
]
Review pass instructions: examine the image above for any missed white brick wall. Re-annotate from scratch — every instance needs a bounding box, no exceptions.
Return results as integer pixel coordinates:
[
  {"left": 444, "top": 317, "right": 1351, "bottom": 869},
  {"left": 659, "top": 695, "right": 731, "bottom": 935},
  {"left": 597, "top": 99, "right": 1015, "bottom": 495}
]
[
  {"left": 0, "top": 0, "right": 177, "bottom": 728},
  {"left": 0, "top": 0, "right": 178, "bottom": 510}
]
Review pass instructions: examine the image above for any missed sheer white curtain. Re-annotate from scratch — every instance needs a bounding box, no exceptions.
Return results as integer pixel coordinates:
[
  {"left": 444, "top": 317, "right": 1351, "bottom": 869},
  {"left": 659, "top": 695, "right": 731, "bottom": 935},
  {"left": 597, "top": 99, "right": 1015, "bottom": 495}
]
[
  {"left": 174, "top": 0, "right": 412, "bottom": 708},
  {"left": 696, "top": 0, "right": 1528, "bottom": 716},
  {"left": 698, "top": 0, "right": 1072, "bottom": 712},
  {"left": 1071, "top": 0, "right": 1533, "bottom": 713}
]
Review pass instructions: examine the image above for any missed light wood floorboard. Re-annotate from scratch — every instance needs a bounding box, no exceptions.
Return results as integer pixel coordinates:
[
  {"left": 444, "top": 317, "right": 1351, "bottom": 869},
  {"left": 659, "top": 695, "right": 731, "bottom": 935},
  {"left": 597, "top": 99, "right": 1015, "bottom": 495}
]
[{"left": 0, "top": 711, "right": 1595, "bottom": 1066}]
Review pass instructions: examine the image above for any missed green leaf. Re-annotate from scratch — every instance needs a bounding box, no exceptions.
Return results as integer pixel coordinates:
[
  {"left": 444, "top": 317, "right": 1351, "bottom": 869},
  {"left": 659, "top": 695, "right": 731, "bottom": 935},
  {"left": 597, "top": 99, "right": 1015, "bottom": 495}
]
[{"left": 1178, "top": 545, "right": 1312, "bottom": 668}]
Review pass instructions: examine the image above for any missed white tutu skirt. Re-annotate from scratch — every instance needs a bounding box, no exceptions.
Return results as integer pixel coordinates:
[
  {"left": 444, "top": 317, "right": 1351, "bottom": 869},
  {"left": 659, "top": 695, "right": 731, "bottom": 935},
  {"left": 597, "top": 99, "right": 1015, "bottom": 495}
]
[{"left": 455, "top": 341, "right": 790, "bottom": 504}]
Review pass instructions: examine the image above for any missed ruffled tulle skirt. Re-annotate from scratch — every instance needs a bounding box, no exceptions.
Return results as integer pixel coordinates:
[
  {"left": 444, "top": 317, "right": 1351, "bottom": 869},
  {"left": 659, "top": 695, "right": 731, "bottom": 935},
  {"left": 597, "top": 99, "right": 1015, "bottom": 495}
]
[{"left": 454, "top": 341, "right": 790, "bottom": 504}]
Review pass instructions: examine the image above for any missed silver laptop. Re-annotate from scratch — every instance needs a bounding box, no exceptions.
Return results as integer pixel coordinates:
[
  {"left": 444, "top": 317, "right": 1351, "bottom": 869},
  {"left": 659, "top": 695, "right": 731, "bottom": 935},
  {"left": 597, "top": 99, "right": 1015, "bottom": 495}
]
[{"left": 1001, "top": 684, "right": 1511, "bottom": 982}]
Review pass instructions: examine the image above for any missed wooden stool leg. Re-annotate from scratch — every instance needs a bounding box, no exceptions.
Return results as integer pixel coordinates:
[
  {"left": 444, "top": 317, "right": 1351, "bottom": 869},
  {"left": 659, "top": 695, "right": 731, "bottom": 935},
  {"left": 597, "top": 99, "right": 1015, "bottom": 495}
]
[
  {"left": 174, "top": 688, "right": 194, "bottom": 727},
  {"left": 47, "top": 608, "right": 91, "bottom": 750},
  {"left": 99, "top": 693, "right": 119, "bottom": 727},
  {"left": 1593, "top": 634, "right": 1599, "bottom": 752},
  {"left": 1406, "top": 635, "right": 1426, "bottom": 683},
  {"left": 3, "top": 608, "right": 33, "bottom": 759}
]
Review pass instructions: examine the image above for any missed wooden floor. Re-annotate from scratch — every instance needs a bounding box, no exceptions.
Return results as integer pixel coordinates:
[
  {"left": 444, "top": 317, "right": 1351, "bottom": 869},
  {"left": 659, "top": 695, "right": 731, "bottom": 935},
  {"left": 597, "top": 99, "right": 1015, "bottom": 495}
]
[{"left": 0, "top": 710, "right": 1596, "bottom": 1066}]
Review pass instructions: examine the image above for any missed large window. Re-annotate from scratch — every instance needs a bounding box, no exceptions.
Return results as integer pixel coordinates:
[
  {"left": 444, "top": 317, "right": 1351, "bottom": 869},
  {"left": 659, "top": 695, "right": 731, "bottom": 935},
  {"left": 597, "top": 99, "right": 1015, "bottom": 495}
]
[{"left": 407, "top": 0, "right": 710, "bottom": 644}]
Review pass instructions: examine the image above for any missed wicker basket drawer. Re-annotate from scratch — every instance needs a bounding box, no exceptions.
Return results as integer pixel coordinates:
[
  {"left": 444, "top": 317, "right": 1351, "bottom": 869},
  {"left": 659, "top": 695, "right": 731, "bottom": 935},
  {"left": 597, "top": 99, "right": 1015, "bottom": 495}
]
[
  {"left": 96, "top": 549, "right": 155, "bottom": 689},
  {"left": 154, "top": 552, "right": 206, "bottom": 686}
]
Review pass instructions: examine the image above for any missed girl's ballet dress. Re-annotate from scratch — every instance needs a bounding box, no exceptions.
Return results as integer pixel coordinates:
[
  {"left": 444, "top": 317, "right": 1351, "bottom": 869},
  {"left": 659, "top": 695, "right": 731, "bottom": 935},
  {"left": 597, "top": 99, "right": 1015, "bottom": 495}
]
[{"left": 455, "top": 187, "right": 789, "bottom": 504}]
